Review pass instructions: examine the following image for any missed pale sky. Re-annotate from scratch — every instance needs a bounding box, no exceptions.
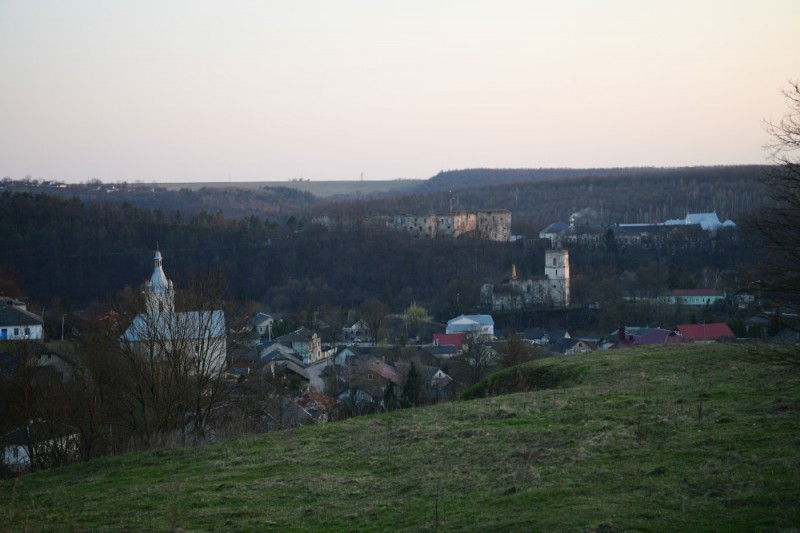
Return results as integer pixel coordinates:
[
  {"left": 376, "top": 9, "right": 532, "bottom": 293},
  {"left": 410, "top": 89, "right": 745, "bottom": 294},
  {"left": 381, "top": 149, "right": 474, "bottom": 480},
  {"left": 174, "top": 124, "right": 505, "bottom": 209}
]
[{"left": 1, "top": 1, "right": 798, "bottom": 183}]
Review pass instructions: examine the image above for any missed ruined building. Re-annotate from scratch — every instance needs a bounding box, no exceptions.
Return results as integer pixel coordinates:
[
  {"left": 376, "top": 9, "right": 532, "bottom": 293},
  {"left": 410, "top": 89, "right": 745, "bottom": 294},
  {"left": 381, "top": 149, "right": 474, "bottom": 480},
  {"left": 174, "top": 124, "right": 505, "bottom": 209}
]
[
  {"left": 481, "top": 249, "right": 570, "bottom": 310},
  {"left": 390, "top": 209, "right": 511, "bottom": 241}
]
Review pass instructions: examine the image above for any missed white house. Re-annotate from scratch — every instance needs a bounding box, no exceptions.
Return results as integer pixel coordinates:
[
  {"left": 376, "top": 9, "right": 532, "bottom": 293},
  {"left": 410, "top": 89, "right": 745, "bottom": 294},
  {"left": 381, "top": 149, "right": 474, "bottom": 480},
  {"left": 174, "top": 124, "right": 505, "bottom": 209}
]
[
  {"left": 0, "top": 421, "right": 80, "bottom": 472},
  {"left": 248, "top": 312, "right": 281, "bottom": 340},
  {"left": 446, "top": 315, "right": 495, "bottom": 338},
  {"left": 0, "top": 297, "right": 44, "bottom": 341}
]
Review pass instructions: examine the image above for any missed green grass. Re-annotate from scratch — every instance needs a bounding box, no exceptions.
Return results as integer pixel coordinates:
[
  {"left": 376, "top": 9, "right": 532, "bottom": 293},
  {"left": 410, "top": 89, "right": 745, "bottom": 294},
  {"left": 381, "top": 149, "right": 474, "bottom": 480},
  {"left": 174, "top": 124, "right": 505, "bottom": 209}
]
[{"left": 2, "top": 344, "right": 799, "bottom": 532}]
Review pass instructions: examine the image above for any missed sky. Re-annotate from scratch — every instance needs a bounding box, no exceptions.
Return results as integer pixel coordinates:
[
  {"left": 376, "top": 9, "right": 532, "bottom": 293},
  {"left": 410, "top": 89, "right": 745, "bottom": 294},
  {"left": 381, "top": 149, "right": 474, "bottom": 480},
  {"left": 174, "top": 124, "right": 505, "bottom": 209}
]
[{"left": 1, "top": 1, "right": 798, "bottom": 183}]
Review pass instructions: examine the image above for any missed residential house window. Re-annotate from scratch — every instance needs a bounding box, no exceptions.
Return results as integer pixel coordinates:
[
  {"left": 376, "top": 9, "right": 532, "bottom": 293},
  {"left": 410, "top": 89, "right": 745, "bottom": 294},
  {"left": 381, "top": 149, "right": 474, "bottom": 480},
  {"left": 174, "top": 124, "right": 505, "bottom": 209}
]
[
  {"left": 14, "top": 328, "right": 19, "bottom": 336},
  {"left": 24, "top": 327, "right": 30, "bottom": 336},
  {"left": 367, "top": 373, "right": 373, "bottom": 381}
]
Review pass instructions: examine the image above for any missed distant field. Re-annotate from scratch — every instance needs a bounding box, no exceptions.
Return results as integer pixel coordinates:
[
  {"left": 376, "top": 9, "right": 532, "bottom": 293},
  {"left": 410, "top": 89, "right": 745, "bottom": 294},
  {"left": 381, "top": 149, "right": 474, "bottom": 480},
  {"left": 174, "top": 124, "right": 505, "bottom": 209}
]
[
  {"left": 157, "top": 180, "right": 425, "bottom": 198},
  {"left": 2, "top": 344, "right": 798, "bottom": 532}
]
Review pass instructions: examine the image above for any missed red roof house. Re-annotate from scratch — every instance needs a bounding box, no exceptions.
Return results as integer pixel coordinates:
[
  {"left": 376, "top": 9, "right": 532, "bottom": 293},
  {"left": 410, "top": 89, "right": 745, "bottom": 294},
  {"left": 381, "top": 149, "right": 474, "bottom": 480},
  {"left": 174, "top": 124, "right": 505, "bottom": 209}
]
[
  {"left": 432, "top": 333, "right": 467, "bottom": 350},
  {"left": 675, "top": 323, "right": 735, "bottom": 343}
]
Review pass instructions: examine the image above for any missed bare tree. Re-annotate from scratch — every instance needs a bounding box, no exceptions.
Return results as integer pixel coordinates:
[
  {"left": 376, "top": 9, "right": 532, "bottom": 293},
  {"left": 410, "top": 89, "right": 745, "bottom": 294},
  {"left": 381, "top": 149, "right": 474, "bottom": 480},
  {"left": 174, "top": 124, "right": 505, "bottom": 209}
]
[
  {"left": 749, "top": 80, "right": 800, "bottom": 357},
  {"left": 360, "top": 298, "right": 389, "bottom": 345},
  {"left": 497, "top": 333, "right": 533, "bottom": 368},
  {"left": 111, "top": 268, "right": 236, "bottom": 448},
  {"left": 461, "top": 334, "right": 496, "bottom": 385}
]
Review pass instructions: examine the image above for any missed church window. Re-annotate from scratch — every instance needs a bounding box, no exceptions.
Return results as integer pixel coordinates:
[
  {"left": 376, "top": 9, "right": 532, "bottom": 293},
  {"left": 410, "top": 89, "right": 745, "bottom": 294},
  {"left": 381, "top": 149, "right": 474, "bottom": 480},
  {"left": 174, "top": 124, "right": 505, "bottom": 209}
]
[{"left": 553, "top": 258, "right": 556, "bottom": 266}]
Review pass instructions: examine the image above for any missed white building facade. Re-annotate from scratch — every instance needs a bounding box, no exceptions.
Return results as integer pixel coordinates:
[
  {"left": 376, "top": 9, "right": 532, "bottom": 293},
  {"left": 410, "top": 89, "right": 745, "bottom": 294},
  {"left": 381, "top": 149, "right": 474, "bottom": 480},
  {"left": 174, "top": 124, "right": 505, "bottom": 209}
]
[
  {"left": 0, "top": 297, "right": 44, "bottom": 341},
  {"left": 122, "top": 249, "right": 227, "bottom": 376}
]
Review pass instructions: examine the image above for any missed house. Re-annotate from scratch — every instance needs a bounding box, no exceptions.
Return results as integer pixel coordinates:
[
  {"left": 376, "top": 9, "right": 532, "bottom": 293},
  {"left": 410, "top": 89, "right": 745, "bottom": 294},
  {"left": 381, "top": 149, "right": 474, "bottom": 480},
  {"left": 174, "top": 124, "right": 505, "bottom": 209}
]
[
  {"left": 731, "top": 290, "right": 757, "bottom": 309},
  {"left": 353, "top": 358, "right": 402, "bottom": 389},
  {"left": 770, "top": 328, "right": 800, "bottom": 345},
  {"left": 608, "top": 326, "right": 683, "bottom": 348},
  {"left": 446, "top": 315, "right": 495, "bottom": 338},
  {"left": 422, "top": 344, "right": 459, "bottom": 361},
  {"left": 539, "top": 221, "right": 570, "bottom": 247},
  {"left": 247, "top": 312, "right": 282, "bottom": 340},
  {"left": 539, "top": 211, "right": 737, "bottom": 254},
  {"left": 121, "top": 249, "right": 227, "bottom": 376},
  {"left": 34, "top": 345, "right": 78, "bottom": 383},
  {"left": 0, "top": 297, "right": 44, "bottom": 341},
  {"left": 420, "top": 366, "right": 454, "bottom": 402},
  {"left": 432, "top": 333, "right": 467, "bottom": 351},
  {"left": 0, "top": 342, "right": 81, "bottom": 386},
  {"left": 338, "top": 357, "right": 402, "bottom": 409},
  {"left": 394, "top": 361, "right": 455, "bottom": 403},
  {"left": 675, "top": 323, "right": 736, "bottom": 343},
  {"left": 232, "top": 341, "right": 306, "bottom": 376},
  {"left": 658, "top": 289, "right": 725, "bottom": 306},
  {"left": 251, "top": 343, "right": 310, "bottom": 385},
  {"left": 275, "top": 327, "right": 322, "bottom": 365},
  {"left": 334, "top": 345, "right": 371, "bottom": 367},
  {"left": 296, "top": 391, "right": 338, "bottom": 422},
  {"left": 342, "top": 320, "right": 369, "bottom": 342},
  {"left": 0, "top": 420, "right": 81, "bottom": 472},
  {"left": 550, "top": 338, "right": 595, "bottom": 355},
  {"left": 524, "top": 328, "right": 571, "bottom": 345}
]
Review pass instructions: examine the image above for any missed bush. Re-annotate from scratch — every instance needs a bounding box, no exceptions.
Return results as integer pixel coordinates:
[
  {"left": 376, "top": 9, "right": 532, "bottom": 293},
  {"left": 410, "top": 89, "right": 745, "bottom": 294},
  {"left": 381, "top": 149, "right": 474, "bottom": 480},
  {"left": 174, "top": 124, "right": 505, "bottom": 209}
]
[{"left": 460, "top": 362, "right": 582, "bottom": 400}]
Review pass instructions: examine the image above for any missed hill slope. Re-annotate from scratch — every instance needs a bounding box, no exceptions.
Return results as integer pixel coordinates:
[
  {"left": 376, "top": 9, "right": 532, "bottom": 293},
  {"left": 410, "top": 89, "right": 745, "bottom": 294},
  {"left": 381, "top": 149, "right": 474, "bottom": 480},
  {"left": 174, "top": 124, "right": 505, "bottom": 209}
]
[{"left": 2, "top": 344, "right": 798, "bottom": 532}]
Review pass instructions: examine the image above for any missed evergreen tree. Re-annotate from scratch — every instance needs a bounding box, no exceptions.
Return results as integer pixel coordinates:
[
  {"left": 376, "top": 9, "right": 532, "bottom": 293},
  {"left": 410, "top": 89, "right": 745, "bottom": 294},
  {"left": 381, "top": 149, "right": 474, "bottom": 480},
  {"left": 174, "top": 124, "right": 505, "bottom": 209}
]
[{"left": 402, "top": 362, "right": 424, "bottom": 407}]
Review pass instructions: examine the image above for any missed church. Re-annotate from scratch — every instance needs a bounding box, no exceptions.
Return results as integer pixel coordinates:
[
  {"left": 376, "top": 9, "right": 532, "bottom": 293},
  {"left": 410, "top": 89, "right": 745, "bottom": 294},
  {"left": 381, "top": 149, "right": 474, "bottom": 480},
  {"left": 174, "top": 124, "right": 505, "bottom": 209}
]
[
  {"left": 121, "top": 249, "right": 227, "bottom": 376},
  {"left": 480, "top": 249, "right": 570, "bottom": 310}
]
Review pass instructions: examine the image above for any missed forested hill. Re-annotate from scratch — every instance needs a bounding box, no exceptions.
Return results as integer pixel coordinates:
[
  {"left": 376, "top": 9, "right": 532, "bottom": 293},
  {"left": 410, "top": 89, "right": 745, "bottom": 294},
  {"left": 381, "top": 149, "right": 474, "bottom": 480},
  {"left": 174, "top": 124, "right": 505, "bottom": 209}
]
[
  {"left": 5, "top": 183, "right": 321, "bottom": 219},
  {"left": 417, "top": 167, "right": 665, "bottom": 192},
  {"left": 0, "top": 191, "right": 508, "bottom": 317},
  {"left": 324, "top": 165, "right": 771, "bottom": 229},
  {"left": 0, "top": 165, "right": 772, "bottom": 319}
]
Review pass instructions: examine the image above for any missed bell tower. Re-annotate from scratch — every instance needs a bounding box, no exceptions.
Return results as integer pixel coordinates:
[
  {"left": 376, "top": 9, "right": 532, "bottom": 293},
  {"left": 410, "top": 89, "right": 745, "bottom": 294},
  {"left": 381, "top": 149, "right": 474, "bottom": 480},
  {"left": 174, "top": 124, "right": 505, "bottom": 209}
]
[
  {"left": 144, "top": 246, "right": 174, "bottom": 315},
  {"left": 544, "top": 249, "right": 570, "bottom": 307}
]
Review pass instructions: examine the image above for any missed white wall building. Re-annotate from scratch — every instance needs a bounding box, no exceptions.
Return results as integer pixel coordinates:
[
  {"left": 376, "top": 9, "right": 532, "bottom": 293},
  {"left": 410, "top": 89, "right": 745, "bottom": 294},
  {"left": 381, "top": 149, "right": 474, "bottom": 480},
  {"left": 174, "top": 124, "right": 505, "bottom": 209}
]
[
  {"left": 0, "top": 297, "right": 44, "bottom": 341},
  {"left": 446, "top": 315, "right": 495, "bottom": 338},
  {"left": 122, "top": 249, "right": 227, "bottom": 376}
]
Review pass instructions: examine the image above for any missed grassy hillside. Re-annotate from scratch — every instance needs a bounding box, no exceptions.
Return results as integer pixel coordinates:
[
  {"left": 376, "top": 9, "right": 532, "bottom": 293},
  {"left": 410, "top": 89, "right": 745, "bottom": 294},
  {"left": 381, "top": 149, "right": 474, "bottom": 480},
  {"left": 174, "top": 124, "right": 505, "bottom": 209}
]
[{"left": 2, "top": 344, "right": 798, "bottom": 532}]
